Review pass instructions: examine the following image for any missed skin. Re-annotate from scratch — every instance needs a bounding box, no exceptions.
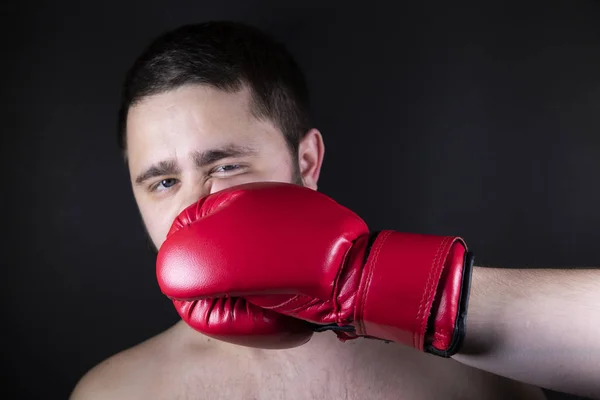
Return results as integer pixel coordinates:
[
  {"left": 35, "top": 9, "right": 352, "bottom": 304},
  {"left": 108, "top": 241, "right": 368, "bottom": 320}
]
[{"left": 70, "top": 83, "right": 546, "bottom": 399}]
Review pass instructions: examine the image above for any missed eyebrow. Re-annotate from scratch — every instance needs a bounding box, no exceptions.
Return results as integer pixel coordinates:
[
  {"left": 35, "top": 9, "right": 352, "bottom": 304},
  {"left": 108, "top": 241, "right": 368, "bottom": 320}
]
[
  {"left": 134, "top": 144, "right": 259, "bottom": 185},
  {"left": 134, "top": 160, "right": 179, "bottom": 185}
]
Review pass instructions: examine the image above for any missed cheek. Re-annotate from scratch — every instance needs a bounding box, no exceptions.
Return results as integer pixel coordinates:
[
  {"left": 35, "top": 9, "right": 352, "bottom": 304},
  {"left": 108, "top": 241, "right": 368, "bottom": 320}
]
[
  {"left": 262, "top": 168, "right": 295, "bottom": 184},
  {"left": 137, "top": 200, "right": 177, "bottom": 250},
  {"left": 259, "top": 151, "right": 297, "bottom": 182},
  {"left": 268, "top": 161, "right": 297, "bottom": 184}
]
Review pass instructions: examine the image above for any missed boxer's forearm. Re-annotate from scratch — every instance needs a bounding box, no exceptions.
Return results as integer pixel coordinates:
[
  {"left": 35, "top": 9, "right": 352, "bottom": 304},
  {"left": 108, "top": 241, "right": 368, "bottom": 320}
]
[{"left": 452, "top": 266, "right": 600, "bottom": 398}]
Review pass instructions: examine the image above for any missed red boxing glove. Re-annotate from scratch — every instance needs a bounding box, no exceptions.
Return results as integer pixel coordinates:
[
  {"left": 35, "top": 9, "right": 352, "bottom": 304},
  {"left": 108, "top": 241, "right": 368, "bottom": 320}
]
[
  {"left": 169, "top": 297, "right": 313, "bottom": 349},
  {"left": 157, "top": 182, "right": 473, "bottom": 357},
  {"left": 159, "top": 195, "right": 314, "bottom": 349}
]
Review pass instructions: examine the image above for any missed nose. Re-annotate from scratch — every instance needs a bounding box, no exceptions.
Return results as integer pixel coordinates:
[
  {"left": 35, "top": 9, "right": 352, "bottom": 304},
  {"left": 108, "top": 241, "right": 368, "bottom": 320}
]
[
  {"left": 174, "top": 179, "right": 244, "bottom": 218},
  {"left": 174, "top": 180, "right": 210, "bottom": 218},
  {"left": 209, "top": 180, "right": 241, "bottom": 195}
]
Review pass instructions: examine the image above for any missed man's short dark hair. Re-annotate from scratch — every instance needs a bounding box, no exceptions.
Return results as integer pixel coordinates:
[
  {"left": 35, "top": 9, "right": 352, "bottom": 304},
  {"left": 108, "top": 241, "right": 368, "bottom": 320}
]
[{"left": 117, "top": 21, "right": 312, "bottom": 158}]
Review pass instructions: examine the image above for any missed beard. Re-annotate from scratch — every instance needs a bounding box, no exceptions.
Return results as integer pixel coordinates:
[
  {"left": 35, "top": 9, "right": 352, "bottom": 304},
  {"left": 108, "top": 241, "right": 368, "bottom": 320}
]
[
  {"left": 290, "top": 160, "right": 305, "bottom": 187},
  {"left": 144, "top": 163, "right": 305, "bottom": 256}
]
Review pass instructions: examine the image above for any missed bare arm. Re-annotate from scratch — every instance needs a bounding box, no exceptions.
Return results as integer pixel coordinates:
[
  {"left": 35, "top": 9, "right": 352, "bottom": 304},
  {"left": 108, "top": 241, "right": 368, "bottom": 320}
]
[{"left": 452, "top": 266, "right": 600, "bottom": 399}]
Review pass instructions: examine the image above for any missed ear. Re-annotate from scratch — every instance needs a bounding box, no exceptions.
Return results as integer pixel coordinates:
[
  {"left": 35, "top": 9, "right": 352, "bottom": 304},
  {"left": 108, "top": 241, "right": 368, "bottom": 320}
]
[{"left": 297, "top": 128, "right": 325, "bottom": 190}]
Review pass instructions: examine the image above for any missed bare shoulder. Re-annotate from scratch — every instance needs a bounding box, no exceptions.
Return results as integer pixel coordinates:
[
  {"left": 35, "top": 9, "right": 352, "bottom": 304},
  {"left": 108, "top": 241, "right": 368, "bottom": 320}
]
[{"left": 70, "top": 322, "right": 202, "bottom": 400}]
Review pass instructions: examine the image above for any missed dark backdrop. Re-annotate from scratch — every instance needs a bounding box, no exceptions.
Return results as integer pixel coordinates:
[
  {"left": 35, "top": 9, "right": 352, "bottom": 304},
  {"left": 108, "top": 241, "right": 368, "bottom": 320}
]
[{"left": 2, "top": 1, "right": 599, "bottom": 399}]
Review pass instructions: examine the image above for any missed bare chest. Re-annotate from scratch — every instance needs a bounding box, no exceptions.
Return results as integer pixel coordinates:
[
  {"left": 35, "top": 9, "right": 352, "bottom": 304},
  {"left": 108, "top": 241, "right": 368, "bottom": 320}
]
[{"left": 157, "top": 347, "right": 545, "bottom": 400}]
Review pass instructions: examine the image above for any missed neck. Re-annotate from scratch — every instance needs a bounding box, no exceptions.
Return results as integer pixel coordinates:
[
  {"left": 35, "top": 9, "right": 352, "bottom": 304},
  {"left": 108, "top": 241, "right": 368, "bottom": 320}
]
[{"left": 174, "top": 319, "right": 402, "bottom": 367}]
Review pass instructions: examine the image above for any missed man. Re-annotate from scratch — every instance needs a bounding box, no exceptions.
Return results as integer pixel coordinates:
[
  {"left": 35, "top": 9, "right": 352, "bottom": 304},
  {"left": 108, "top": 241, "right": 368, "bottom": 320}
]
[{"left": 71, "top": 21, "right": 599, "bottom": 399}]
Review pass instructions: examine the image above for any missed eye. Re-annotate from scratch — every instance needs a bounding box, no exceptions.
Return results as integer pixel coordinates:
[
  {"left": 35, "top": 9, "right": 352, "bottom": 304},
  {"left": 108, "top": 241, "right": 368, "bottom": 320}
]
[
  {"left": 152, "top": 178, "right": 179, "bottom": 192},
  {"left": 212, "top": 164, "right": 243, "bottom": 174}
]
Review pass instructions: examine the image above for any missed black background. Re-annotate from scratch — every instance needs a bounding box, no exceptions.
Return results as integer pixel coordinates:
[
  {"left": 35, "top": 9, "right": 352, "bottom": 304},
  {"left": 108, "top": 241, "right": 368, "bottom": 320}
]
[{"left": 2, "top": 1, "right": 599, "bottom": 399}]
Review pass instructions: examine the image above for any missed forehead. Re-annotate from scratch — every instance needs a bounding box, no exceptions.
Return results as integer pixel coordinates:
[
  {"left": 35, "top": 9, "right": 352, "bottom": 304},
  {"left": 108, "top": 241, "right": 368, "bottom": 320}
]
[
  {"left": 125, "top": 84, "right": 284, "bottom": 171},
  {"left": 127, "top": 84, "right": 256, "bottom": 146}
]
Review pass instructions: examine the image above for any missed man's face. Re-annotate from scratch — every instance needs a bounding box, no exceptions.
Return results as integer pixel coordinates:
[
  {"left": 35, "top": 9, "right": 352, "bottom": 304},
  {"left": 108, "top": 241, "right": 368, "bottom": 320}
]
[{"left": 126, "top": 84, "right": 322, "bottom": 250}]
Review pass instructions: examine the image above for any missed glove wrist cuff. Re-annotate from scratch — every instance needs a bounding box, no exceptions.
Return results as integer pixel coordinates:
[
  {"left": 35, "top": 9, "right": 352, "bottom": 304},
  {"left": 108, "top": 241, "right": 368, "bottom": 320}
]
[{"left": 354, "top": 231, "right": 474, "bottom": 357}]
